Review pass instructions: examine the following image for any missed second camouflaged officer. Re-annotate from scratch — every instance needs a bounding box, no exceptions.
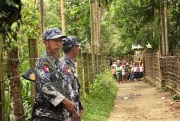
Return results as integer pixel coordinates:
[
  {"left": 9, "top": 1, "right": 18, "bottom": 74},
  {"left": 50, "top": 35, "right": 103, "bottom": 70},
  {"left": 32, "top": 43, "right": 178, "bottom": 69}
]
[
  {"left": 32, "top": 28, "right": 75, "bottom": 121},
  {"left": 59, "top": 36, "right": 83, "bottom": 121}
]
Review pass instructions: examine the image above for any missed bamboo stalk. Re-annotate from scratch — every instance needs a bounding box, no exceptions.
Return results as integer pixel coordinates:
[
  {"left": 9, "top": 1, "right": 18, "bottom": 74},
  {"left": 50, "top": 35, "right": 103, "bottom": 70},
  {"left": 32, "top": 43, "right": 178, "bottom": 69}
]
[{"left": 0, "top": 33, "right": 5, "bottom": 121}]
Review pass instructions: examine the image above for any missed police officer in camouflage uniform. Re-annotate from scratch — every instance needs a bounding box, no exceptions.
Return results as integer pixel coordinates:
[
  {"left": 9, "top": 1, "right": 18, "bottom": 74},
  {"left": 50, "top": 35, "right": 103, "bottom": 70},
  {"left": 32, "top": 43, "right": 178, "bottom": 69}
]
[
  {"left": 59, "top": 36, "right": 83, "bottom": 121},
  {"left": 33, "top": 28, "right": 75, "bottom": 121}
]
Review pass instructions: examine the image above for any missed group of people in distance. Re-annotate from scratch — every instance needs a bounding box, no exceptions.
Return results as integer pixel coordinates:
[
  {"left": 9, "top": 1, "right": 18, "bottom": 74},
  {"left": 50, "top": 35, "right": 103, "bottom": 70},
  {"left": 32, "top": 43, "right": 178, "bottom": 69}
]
[{"left": 111, "top": 60, "right": 144, "bottom": 84}]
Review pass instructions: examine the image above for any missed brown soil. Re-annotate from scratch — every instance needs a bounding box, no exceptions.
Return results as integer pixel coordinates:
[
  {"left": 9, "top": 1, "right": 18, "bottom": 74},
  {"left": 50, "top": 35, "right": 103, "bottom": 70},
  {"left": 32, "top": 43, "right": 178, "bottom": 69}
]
[{"left": 107, "top": 81, "right": 180, "bottom": 121}]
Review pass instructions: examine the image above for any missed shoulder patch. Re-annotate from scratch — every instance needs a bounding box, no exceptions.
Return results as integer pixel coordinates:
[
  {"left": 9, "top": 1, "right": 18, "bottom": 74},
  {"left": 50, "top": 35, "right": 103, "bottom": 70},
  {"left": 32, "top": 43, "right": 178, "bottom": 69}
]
[
  {"left": 64, "top": 66, "right": 69, "bottom": 75},
  {"left": 43, "top": 65, "right": 49, "bottom": 72},
  {"left": 43, "top": 62, "right": 53, "bottom": 71}
]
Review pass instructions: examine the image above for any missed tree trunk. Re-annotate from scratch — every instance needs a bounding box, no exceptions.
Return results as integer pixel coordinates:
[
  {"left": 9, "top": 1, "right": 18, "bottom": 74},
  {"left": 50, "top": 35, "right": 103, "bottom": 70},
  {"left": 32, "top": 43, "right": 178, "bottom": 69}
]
[
  {"left": 160, "top": 0, "right": 165, "bottom": 56},
  {"left": 90, "top": 1, "right": 95, "bottom": 77},
  {"left": 98, "top": 6, "right": 102, "bottom": 52},
  {"left": 95, "top": 1, "right": 99, "bottom": 73},
  {"left": 61, "top": 0, "right": 66, "bottom": 35},
  {"left": 94, "top": 1, "right": 99, "bottom": 74},
  {"left": 40, "top": 0, "right": 44, "bottom": 40},
  {"left": 7, "top": 47, "right": 25, "bottom": 121},
  {"left": 0, "top": 33, "right": 5, "bottom": 121},
  {"left": 164, "top": 0, "right": 169, "bottom": 56}
]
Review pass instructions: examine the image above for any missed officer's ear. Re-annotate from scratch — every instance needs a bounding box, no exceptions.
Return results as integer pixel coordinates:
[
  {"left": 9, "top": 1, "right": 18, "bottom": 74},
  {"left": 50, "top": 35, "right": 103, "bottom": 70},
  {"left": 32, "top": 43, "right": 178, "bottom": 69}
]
[
  {"left": 44, "top": 40, "right": 49, "bottom": 47},
  {"left": 72, "top": 46, "right": 76, "bottom": 53}
]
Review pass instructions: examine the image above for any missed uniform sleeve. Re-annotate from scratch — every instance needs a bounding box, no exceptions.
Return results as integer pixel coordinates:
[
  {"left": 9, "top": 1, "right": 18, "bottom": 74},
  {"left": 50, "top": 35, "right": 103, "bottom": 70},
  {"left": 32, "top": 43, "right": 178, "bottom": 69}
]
[
  {"left": 61, "top": 64, "right": 73, "bottom": 90},
  {"left": 60, "top": 63, "right": 79, "bottom": 101},
  {"left": 35, "top": 58, "right": 65, "bottom": 106}
]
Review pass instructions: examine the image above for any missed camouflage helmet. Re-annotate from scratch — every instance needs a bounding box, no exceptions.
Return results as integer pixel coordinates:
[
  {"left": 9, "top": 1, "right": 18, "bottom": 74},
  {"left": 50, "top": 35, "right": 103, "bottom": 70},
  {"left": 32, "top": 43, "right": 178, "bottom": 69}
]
[
  {"left": 43, "top": 28, "right": 66, "bottom": 41},
  {"left": 62, "top": 36, "right": 80, "bottom": 50}
]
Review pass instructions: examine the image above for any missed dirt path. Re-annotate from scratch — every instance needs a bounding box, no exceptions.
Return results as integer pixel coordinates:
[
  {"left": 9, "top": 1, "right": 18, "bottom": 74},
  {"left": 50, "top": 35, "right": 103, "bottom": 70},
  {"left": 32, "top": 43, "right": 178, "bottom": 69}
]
[{"left": 107, "top": 81, "right": 180, "bottom": 121}]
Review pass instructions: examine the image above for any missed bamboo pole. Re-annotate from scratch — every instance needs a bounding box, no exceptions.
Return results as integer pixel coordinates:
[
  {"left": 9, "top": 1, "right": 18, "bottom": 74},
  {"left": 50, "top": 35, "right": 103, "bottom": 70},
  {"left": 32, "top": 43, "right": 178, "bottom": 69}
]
[
  {"left": 28, "top": 39, "right": 38, "bottom": 106},
  {"left": 77, "top": 49, "right": 84, "bottom": 94},
  {"left": 0, "top": 33, "right": 5, "bottom": 121},
  {"left": 95, "top": 1, "right": 99, "bottom": 73},
  {"left": 98, "top": 54, "right": 101, "bottom": 73},
  {"left": 83, "top": 53, "right": 89, "bottom": 93},
  {"left": 90, "top": 1, "right": 95, "bottom": 77},
  {"left": 164, "top": 0, "right": 169, "bottom": 56},
  {"left": 160, "top": 0, "right": 165, "bottom": 56},
  {"left": 61, "top": 0, "right": 66, "bottom": 35},
  {"left": 40, "top": 0, "right": 44, "bottom": 40},
  {"left": 88, "top": 54, "right": 93, "bottom": 83}
]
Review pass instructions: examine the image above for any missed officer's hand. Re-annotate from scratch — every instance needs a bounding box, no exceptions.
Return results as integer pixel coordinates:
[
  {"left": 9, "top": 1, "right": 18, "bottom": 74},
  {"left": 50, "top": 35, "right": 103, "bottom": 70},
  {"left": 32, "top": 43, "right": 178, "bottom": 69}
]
[
  {"left": 71, "top": 110, "right": 80, "bottom": 121},
  {"left": 62, "top": 98, "right": 74, "bottom": 113},
  {"left": 80, "top": 104, "right": 84, "bottom": 113}
]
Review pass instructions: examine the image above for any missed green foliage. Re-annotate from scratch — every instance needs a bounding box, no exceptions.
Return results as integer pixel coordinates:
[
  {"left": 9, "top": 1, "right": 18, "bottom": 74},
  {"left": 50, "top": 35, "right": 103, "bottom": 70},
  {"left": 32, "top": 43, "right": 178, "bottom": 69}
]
[
  {"left": 44, "top": 0, "right": 61, "bottom": 28},
  {"left": 19, "top": 55, "right": 31, "bottom": 120},
  {"left": 44, "top": 0, "right": 90, "bottom": 47},
  {"left": 108, "top": 0, "right": 159, "bottom": 53},
  {"left": 101, "top": 0, "right": 180, "bottom": 55},
  {"left": 81, "top": 70, "right": 117, "bottom": 121},
  {"left": 0, "top": 0, "right": 21, "bottom": 33},
  {"left": 20, "top": 0, "right": 40, "bottom": 39},
  {"left": 168, "top": 0, "right": 180, "bottom": 55},
  {"left": 65, "top": 0, "right": 90, "bottom": 44},
  {"left": 0, "top": 0, "right": 22, "bottom": 49},
  {"left": 20, "top": 78, "right": 32, "bottom": 121},
  {"left": 172, "top": 93, "right": 180, "bottom": 101},
  {"left": 5, "top": 91, "right": 10, "bottom": 121}
]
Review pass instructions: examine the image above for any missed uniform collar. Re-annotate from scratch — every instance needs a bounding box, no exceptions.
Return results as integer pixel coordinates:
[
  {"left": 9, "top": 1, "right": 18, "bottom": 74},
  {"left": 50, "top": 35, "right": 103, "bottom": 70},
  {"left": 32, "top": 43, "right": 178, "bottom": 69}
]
[
  {"left": 64, "top": 55, "right": 75, "bottom": 65},
  {"left": 45, "top": 51, "right": 59, "bottom": 64}
]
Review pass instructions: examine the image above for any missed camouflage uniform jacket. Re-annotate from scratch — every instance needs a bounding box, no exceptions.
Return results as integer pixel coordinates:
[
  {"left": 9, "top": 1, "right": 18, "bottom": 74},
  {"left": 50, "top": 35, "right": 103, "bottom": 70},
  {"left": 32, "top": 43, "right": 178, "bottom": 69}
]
[
  {"left": 33, "top": 53, "right": 66, "bottom": 121},
  {"left": 59, "top": 55, "right": 81, "bottom": 118}
]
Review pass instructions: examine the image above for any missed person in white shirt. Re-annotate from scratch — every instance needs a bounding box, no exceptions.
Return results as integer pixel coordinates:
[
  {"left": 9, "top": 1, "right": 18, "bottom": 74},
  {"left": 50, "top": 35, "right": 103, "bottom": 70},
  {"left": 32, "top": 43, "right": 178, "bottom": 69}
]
[{"left": 139, "top": 63, "right": 144, "bottom": 78}]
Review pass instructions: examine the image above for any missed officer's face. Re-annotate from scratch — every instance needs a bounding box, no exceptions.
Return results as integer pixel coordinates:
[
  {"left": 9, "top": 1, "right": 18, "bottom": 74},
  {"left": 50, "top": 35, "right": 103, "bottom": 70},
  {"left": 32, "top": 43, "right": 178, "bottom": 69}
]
[
  {"left": 44, "top": 38, "right": 62, "bottom": 55},
  {"left": 72, "top": 45, "right": 79, "bottom": 57}
]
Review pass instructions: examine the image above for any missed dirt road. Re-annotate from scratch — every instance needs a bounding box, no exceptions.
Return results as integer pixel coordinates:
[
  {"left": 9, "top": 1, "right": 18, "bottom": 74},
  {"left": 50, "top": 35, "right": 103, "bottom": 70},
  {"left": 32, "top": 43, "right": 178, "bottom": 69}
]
[{"left": 107, "top": 81, "right": 180, "bottom": 121}]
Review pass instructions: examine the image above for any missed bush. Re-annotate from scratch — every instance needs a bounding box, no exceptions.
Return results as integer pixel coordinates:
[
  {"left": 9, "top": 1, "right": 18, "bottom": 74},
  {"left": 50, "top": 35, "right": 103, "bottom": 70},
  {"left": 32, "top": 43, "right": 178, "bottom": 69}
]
[
  {"left": 81, "top": 70, "right": 117, "bottom": 121},
  {"left": 172, "top": 93, "right": 180, "bottom": 101}
]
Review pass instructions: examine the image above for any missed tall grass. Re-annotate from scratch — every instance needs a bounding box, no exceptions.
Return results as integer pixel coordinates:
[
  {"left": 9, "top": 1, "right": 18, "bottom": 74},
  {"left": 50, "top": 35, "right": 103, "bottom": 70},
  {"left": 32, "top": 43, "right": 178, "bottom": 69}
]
[
  {"left": 81, "top": 70, "right": 117, "bottom": 121},
  {"left": 20, "top": 78, "right": 32, "bottom": 121},
  {"left": 20, "top": 60, "right": 32, "bottom": 121},
  {"left": 5, "top": 90, "right": 10, "bottom": 121}
]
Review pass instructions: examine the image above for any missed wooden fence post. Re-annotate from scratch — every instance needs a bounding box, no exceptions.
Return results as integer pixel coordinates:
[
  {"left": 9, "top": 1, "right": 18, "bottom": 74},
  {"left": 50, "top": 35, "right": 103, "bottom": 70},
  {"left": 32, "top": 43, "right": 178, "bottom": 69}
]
[
  {"left": 95, "top": 54, "right": 98, "bottom": 73},
  {"left": 94, "top": 54, "right": 97, "bottom": 75},
  {"left": 176, "top": 57, "right": 180, "bottom": 92},
  {"left": 102, "top": 55, "right": 105, "bottom": 70},
  {"left": 7, "top": 47, "right": 25, "bottom": 121},
  {"left": 88, "top": 54, "right": 93, "bottom": 83},
  {"left": 159, "top": 51, "right": 165, "bottom": 87},
  {"left": 83, "top": 53, "right": 89, "bottom": 93},
  {"left": 0, "top": 33, "right": 5, "bottom": 121},
  {"left": 28, "top": 39, "right": 38, "bottom": 106},
  {"left": 77, "top": 49, "right": 84, "bottom": 94},
  {"left": 100, "top": 54, "right": 102, "bottom": 72},
  {"left": 144, "top": 53, "right": 147, "bottom": 78},
  {"left": 105, "top": 55, "right": 107, "bottom": 69},
  {"left": 160, "top": 57, "right": 165, "bottom": 87},
  {"left": 97, "top": 55, "right": 101, "bottom": 74}
]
